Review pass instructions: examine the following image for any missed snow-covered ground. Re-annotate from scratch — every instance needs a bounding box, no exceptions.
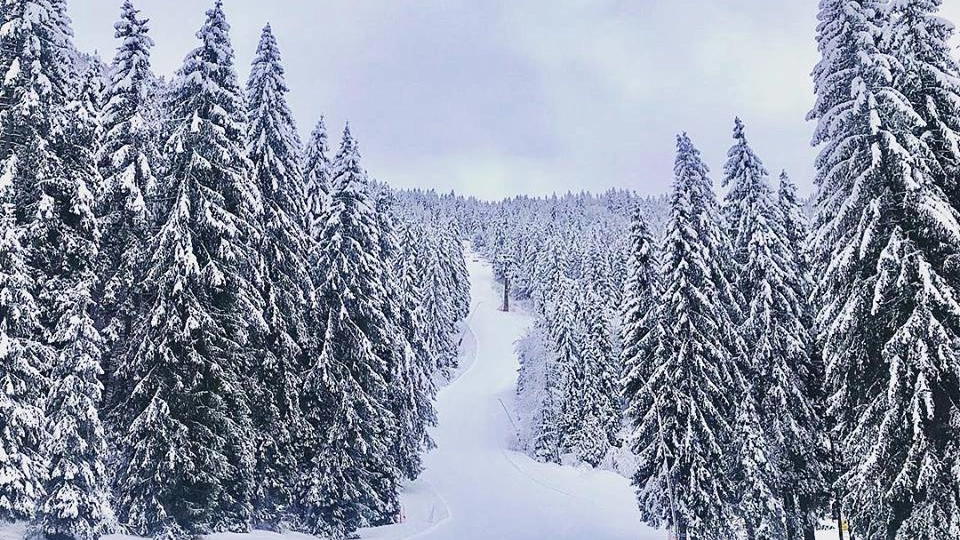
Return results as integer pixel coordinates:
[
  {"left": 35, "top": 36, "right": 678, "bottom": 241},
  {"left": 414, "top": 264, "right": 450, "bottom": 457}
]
[{"left": 359, "top": 253, "right": 657, "bottom": 540}]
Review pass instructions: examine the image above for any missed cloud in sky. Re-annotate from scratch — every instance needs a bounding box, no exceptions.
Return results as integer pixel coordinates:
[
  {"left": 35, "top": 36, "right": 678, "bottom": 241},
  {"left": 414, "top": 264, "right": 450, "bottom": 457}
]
[{"left": 67, "top": 0, "right": 960, "bottom": 200}]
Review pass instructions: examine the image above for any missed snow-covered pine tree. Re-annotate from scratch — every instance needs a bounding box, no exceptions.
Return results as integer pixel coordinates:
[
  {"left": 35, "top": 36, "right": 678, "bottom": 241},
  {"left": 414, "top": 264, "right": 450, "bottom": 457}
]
[
  {"left": 777, "top": 171, "right": 811, "bottom": 283},
  {"left": 810, "top": 1, "right": 960, "bottom": 537},
  {"left": 629, "top": 134, "right": 738, "bottom": 540},
  {"left": 721, "top": 119, "right": 826, "bottom": 540},
  {"left": 31, "top": 292, "right": 111, "bottom": 540},
  {"left": 111, "top": 2, "right": 262, "bottom": 537},
  {"left": 722, "top": 117, "right": 768, "bottom": 265},
  {"left": 776, "top": 171, "right": 828, "bottom": 540},
  {"left": 553, "top": 281, "right": 585, "bottom": 458},
  {"left": 732, "top": 384, "right": 785, "bottom": 540},
  {"left": 0, "top": 170, "right": 51, "bottom": 522},
  {"left": 69, "top": 59, "right": 105, "bottom": 177},
  {"left": 886, "top": 0, "right": 960, "bottom": 212},
  {"left": 376, "top": 199, "right": 438, "bottom": 482},
  {"left": 0, "top": 2, "right": 110, "bottom": 538},
  {"left": 298, "top": 126, "right": 400, "bottom": 539},
  {"left": 533, "top": 354, "right": 562, "bottom": 464},
  {"left": 569, "top": 286, "right": 619, "bottom": 466},
  {"left": 620, "top": 204, "right": 661, "bottom": 414},
  {"left": 96, "top": 0, "right": 159, "bottom": 415},
  {"left": 438, "top": 224, "right": 470, "bottom": 321},
  {"left": 419, "top": 230, "right": 459, "bottom": 376},
  {"left": 394, "top": 220, "right": 437, "bottom": 476},
  {"left": 244, "top": 23, "right": 315, "bottom": 531},
  {"left": 303, "top": 117, "right": 331, "bottom": 239}
]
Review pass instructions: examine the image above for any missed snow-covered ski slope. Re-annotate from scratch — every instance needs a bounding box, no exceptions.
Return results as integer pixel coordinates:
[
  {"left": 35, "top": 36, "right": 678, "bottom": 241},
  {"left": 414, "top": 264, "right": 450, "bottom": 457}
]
[{"left": 360, "top": 252, "right": 657, "bottom": 540}]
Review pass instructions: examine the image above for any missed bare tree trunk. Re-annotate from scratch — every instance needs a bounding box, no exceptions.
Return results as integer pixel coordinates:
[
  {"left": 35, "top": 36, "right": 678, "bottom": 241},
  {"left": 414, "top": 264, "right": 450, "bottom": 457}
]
[
  {"left": 834, "top": 496, "right": 844, "bottom": 540},
  {"left": 502, "top": 275, "right": 510, "bottom": 312}
]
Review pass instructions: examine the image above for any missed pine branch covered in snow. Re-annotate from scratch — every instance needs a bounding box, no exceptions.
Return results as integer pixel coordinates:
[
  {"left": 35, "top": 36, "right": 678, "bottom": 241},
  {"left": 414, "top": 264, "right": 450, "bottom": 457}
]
[
  {"left": 244, "top": 23, "right": 317, "bottom": 532},
  {"left": 95, "top": 0, "right": 160, "bottom": 420},
  {"left": 110, "top": 3, "right": 262, "bottom": 536},
  {"left": 810, "top": 0, "right": 960, "bottom": 537}
]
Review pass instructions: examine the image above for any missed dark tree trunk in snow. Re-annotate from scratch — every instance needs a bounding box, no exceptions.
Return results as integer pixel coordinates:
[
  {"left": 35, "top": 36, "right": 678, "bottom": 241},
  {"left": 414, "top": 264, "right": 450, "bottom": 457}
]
[{"left": 502, "top": 275, "right": 510, "bottom": 312}]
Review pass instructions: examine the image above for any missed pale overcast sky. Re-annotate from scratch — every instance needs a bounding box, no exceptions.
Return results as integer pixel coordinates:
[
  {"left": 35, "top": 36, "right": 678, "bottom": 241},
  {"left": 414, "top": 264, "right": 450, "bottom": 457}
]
[{"left": 68, "top": 0, "right": 960, "bottom": 200}]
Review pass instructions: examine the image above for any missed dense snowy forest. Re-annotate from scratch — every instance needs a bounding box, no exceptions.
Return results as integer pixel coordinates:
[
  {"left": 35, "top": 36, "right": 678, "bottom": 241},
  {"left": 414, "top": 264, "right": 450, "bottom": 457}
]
[
  {"left": 0, "top": 1, "right": 470, "bottom": 540},
  {"left": 3, "top": 1, "right": 960, "bottom": 540}
]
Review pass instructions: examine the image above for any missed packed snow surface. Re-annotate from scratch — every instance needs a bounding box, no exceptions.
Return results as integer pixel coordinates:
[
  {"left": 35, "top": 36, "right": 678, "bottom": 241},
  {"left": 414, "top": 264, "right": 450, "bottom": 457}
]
[{"left": 359, "top": 253, "right": 657, "bottom": 540}]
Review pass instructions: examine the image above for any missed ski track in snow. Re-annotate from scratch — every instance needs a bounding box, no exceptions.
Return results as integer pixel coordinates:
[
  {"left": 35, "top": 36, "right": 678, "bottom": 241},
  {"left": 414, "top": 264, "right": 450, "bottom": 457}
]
[{"left": 359, "top": 252, "right": 659, "bottom": 540}]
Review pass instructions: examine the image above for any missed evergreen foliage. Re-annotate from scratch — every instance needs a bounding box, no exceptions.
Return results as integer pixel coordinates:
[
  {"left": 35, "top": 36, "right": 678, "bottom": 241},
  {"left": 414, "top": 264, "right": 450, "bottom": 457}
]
[
  {"left": 111, "top": 3, "right": 262, "bottom": 536},
  {"left": 96, "top": 0, "right": 159, "bottom": 414},
  {"left": 244, "top": 23, "right": 314, "bottom": 531},
  {"left": 810, "top": 1, "right": 960, "bottom": 537},
  {"left": 299, "top": 127, "right": 399, "bottom": 538},
  {"left": 303, "top": 117, "right": 331, "bottom": 240},
  {"left": 629, "top": 134, "right": 738, "bottom": 539}
]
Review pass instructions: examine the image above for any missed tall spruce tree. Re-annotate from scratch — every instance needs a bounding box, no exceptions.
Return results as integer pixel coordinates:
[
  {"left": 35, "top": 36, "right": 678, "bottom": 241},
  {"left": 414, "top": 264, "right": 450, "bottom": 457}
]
[
  {"left": 620, "top": 205, "right": 661, "bottom": 416},
  {"left": 97, "top": 0, "right": 159, "bottom": 414},
  {"left": 0, "top": 174, "right": 51, "bottom": 522},
  {"left": 552, "top": 281, "right": 584, "bottom": 458},
  {"left": 722, "top": 119, "right": 826, "bottom": 540},
  {"left": 629, "top": 134, "right": 738, "bottom": 540},
  {"left": 31, "top": 288, "right": 111, "bottom": 540},
  {"left": 303, "top": 117, "right": 331, "bottom": 239},
  {"left": 383, "top": 207, "right": 437, "bottom": 481},
  {"left": 722, "top": 117, "right": 769, "bottom": 263},
  {"left": 886, "top": 0, "right": 960, "bottom": 212},
  {"left": 0, "top": 1, "right": 110, "bottom": 538},
  {"left": 245, "top": 23, "right": 315, "bottom": 531},
  {"left": 438, "top": 225, "right": 470, "bottom": 321},
  {"left": 419, "top": 231, "right": 459, "bottom": 376},
  {"left": 571, "top": 287, "right": 619, "bottom": 466},
  {"left": 111, "top": 2, "right": 262, "bottom": 537},
  {"left": 69, "top": 60, "right": 105, "bottom": 181},
  {"left": 777, "top": 172, "right": 811, "bottom": 283},
  {"left": 299, "top": 126, "right": 400, "bottom": 539},
  {"left": 810, "top": 1, "right": 960, "bottom": 538}
]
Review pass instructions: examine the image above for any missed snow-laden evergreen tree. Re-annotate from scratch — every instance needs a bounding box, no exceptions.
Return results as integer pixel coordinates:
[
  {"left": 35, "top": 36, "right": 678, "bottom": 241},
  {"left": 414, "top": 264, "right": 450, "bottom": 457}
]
[
  {"left": 418, "top": 231, "right": 459, "bottom": 376},
  {"left": 620, "top": 205, "right": 661, "bottom": 424},
  {"left": 111, "top": 3, "right": 262, "bottom": 537},
  {"left": 303, "top": 117, "right": 331, "bottom": 239},
  {"left": 886, "top": 0, "right": 960, "bottom": 211},
  {"left": 777, "top": 171, "right": 811, "bottom": 282},
  {"left": 245, "top": 23, "right": 315, "bottom": 531},
  {"left": 629, "top": 134, "right": 738, "bottom": 540},
  {"left": 96, "top": 0, "right": 159, "bottom": 414},
  {"left": 0, "top": 175, "right": 51, "bottom": 522},
  {"left": 722, "top": 119, "right": 826, "bottom": 540},
  {"left": 438, "top": 225, "right": 470, "bottom": 321},
  {"left": 533, "top": 357, "right": 562, "bottom": 464},
  {"left": 777, "top": 171, "right": 827, "bottom": 540},
  {"left": 810, "top": 1, "right": 960, "bottom": 537},
  {"left": 69, "top": 60, "right": 105, "bottom": 180},
  {"left": 0, "top": 2, "right": 110, "bottom": 537},
  {"left": 388, "top": 218, "right": 438, "bottom": 481},
  {"left": 552, "top": 281, "right": 583, "bottom": 458},
  {"left": 732, "top": 384, "right": 785, "bottom": 540},
  {"left": 299, "top": 126, "right": 399, "bottom": 539},
  {"left": 568, "top": 287, "right": 619, "bottom": 466},
  {"left": 516, "top": 315, "right": 563, "bottom": 464},
  {"left": 722, "top": 117, "right": 768, "bottom": 264},
  {"left": 30, "top": 297, "right": 111, "bottom": 540}
]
